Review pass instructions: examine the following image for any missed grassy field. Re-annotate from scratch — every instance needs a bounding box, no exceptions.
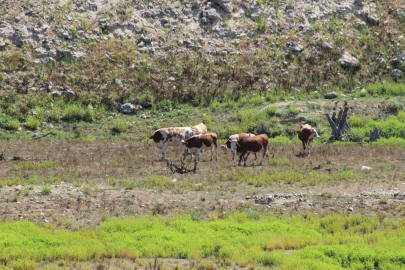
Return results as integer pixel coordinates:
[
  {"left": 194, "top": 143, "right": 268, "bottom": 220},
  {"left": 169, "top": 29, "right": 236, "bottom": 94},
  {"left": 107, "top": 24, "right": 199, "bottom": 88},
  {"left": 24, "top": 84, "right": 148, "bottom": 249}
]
[
  {"left": 1, "top": 133, "right": 405, "bottom": 268},
  {"left": 2, "top": 214, "right": 405, "bottom": 270}
]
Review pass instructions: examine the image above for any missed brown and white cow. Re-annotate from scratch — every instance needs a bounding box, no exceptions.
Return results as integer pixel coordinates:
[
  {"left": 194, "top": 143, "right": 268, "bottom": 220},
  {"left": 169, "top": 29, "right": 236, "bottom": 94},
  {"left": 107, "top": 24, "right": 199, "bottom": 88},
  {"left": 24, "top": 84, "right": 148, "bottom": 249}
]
[
  {"left": 221, "top": 133, "right": 257, "bottom": 161},
  {"left": 149, "top": 123, "right": 207, "bottom": 160},
  {"left": 234, "top": 134, "right": 269, "bottom": 166},
  {"left": 177, "top": 133, "right": 218, "bottom": 162},
  {"left": 298, "top": 124, "right": 320, "bottom": 156}
]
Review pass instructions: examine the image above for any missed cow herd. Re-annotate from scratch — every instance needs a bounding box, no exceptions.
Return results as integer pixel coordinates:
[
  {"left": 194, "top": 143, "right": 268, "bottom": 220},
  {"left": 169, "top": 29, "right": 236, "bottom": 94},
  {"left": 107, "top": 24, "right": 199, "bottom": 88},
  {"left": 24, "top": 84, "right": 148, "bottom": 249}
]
[{"left": 149, "top": 123, "right": 320, "bottom": 166}]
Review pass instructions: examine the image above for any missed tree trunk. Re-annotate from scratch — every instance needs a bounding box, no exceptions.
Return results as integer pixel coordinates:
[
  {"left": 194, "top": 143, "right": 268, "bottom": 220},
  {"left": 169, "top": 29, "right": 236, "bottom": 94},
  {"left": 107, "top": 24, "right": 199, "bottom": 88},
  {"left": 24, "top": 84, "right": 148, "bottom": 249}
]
[
  {"left": 326, "top": 103, "right": 351, "bottom": 142},
  {"left": 368, "top": 127, "right": 381, "bottom": 142}
]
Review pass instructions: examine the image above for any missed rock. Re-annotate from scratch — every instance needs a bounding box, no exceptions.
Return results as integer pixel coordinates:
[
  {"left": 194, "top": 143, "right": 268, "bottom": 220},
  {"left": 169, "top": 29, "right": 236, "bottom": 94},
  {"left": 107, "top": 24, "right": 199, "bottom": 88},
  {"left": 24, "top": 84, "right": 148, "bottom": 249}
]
[
  {"left": 396, "top": 9, "right": 405, "bottom": 20},
  {"left": 290, "top": 44, "right": 303, "bottom": 53},
  {"left": 33, "top": 47, "right": 48, "bottom": 58},
  {"left": 211, "top": 0, "right": 233, "bottom": 13},
  {"left": 361, "top": 165, "right": 372, "bottom": 170},
  {"left": 140, "top": 114, "right": 147, "bottom": 119},
  {"left": 391, "top": 69, "right": 402, "bottom": 78},
  {"left": 355, "top": 20, "right": 367, "bottom": 30},
  {"left": 172, "top": 178, "right": 177, "bottom": 183},
  {"left": 338, "top": 50, "right": 359, "bottom": 68},
  {"left": 340, "top": 94, "right": 346, "bottom": 97},
  {"left": 120, "top": 103, "right": 138, "bottom": 114},
  {"left": 114, "top": 79, "right": 124, "bottom": 89},
  {"left": 32, "top": 133, "right": 38, "bottom": 138},
  {"left": 348, "top": 207, "right": 353, "bottom": 211},
  {"left": 367, "top": 14, "right": 380, "bottom": 25},
  {"left": 50, "top": 90, "right": 62, "bottom": 96},
  {"left": 321, "top": 41, "right": 333, "bottom": 51},
  {"left": 62, "top": 89, "right": 75, "bottom": 96},
  {"left": 324, "top": 91, "right": 337, "bottom": 99},
  {"left": 203, "top": 9, "right": 221, "bottom": 21}
]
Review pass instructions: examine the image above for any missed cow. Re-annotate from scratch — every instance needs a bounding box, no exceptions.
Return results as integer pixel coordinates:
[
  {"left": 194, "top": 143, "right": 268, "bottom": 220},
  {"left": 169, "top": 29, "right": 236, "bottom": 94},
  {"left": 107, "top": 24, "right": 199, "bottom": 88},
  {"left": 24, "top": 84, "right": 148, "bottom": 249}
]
[
  {"left": 298, "top": 124, "right": 320, "bottom": 156},
  {"left": 149, "top": 123, "right": 207, "bottom": 160},
  {"left": 233, "top": 134, "right": 269, "bottom": 166},
  {"left": 177, "top": 133, "right": 218, "bottom": 162},
  {"left": 220, "top": 133, "right": 257, "bottom": 161}
]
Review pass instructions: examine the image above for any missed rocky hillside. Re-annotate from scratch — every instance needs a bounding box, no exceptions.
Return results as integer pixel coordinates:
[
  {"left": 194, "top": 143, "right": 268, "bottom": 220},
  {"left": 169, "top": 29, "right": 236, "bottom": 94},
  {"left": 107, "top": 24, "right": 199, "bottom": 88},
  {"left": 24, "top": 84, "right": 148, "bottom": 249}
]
[{"left": 0, "top": 0, "right": 404, "bottom": 113}]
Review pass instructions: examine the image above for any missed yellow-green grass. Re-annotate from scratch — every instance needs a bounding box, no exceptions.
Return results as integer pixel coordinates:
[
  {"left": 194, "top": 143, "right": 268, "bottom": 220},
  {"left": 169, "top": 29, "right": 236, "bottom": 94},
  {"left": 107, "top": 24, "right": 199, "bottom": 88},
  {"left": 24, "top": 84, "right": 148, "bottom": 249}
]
[{"left": 1, "top": 214, "right": 405, "bottom": 269}]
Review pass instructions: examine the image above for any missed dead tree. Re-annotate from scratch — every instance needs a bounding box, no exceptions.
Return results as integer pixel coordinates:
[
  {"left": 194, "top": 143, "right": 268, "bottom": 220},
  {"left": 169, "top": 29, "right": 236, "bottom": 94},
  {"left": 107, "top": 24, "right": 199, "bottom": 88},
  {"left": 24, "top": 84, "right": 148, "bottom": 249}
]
[
  {"left": 326, "top": 102, "right": 352, "bottom": 142},
  {"left": 166, "top": 159, "right": 197, "bottom": 174},
  {"left": 368, "top": 127, "right": 381, "bottom": 142}
]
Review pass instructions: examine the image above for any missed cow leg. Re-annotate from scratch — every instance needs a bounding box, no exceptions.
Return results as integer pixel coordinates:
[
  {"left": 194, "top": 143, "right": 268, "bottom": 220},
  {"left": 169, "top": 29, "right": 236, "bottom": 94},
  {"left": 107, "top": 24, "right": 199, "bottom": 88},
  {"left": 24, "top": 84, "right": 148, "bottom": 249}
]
[
  {"left": 244, "top": 153, "right": 250, "bottom": 166},
  {"left": 259, "top": 147, "right": 266, "bottom": 165},
  {"left": 254, "top": 153, "right": 257, "bottom": 160},
  {"left": 307, "top": 141, "right": 311, "bottom": 156},
  {"left": 161, "top": 143, "right": 168, "bottom": 160},
  {"left": 238, "top": 153, "right": 244, "bottom": 166},
  {"left": 215, "top": 144, "right": 218, "bottom": 161},
  {"left": 302, "top": 141, "right": 306, "bottom": 156},
  {"left": 197, "top": 149, "right": 201, "bottom": 162}
]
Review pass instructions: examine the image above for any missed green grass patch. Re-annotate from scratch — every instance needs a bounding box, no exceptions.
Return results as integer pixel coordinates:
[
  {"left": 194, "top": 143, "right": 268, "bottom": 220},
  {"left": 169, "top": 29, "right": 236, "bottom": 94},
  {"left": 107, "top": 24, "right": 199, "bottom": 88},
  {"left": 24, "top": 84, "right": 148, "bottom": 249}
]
[
  {"left": 10, "top": 161, "right": 57, "bottom": 171},
  {"left": 1, "top": 214, "right": 405, "bottom": 269}
]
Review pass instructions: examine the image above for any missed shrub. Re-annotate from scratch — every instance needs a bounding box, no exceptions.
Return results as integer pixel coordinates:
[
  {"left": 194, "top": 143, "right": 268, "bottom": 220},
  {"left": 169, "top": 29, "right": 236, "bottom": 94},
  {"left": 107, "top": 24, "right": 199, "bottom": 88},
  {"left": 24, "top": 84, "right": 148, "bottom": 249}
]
[
  {"left": 4, "top": 118, "right": 20, "bottom": 131},
  {"left": 266, "top": 105, "right": 277, "bottom": 117},
  {"left": 350, "top": 128, "right": 367, "bottom": 142},
  {"left": 349, "top": 115, "right": 365, "bottom": 127},
  {"left": 26, "top": 117, "right": 40, "bottom": 130},
  {"left": 112, "top": 119, "right": 130, "bottom": 133},
  {"left": 288, "top": 104, "right": 300, "bottom": 116},
  {"left": 42, "top": 186, "right": 52, "bottom": 195},
  {"left": 63, "top": 104, "right": 94, "bottom": 122}
]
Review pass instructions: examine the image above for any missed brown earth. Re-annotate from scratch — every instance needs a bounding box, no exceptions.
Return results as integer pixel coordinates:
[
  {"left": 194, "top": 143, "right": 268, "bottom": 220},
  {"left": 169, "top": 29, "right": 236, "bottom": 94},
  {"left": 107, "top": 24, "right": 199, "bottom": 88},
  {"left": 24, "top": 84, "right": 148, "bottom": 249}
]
[{"left": 1, "top": 139, "right": 405, "bottom": 230}]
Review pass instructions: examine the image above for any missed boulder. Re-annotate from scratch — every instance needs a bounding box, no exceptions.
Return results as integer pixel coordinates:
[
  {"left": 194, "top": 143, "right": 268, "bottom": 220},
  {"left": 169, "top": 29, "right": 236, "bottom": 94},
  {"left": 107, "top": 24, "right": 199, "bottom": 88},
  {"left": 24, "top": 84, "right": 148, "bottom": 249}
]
[
  {"left": 391, "top": 69, "right": 402, "bottom": 78},
  {"left": 321, "top": 41, "right": 333, "bottom": 51},
  {"left": 33, "top": 47, "right": 48, "bottom": 58},
  {"left": 338, "top": 50, "right": 359, "bottom": 68},
  {"left": 120, "top": 103, "right": 142, "bottom": 114},
  {"left": 324, "top": 91, "right": 337, "bottom": 99},
  {"left": 203, "top": 9, "right": 221, "bottom": 21},
  {"left": 211, "top": 0, "right": 233, "bottom": 13}
]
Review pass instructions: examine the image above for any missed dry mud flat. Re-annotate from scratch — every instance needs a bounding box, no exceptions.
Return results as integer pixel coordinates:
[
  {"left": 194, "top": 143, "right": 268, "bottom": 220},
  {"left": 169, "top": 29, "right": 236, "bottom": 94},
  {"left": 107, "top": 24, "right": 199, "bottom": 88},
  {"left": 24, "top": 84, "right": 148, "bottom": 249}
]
[{"left": 1, "top": 140, "right": 405, "bottom": 228}]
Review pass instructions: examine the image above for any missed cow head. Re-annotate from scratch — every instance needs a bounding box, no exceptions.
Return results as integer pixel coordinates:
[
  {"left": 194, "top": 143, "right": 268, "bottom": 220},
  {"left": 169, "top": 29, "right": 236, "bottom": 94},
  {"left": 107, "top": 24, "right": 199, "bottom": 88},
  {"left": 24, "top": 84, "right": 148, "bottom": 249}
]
[
  {"left": 177, "top": 140, "right": 187, "bottom": 150},
  {"left": 309, "top": 128, "right": 320, "bottom": 139},
  {"left": 220, "top": 144, "right": 228, "bottom": 154}
]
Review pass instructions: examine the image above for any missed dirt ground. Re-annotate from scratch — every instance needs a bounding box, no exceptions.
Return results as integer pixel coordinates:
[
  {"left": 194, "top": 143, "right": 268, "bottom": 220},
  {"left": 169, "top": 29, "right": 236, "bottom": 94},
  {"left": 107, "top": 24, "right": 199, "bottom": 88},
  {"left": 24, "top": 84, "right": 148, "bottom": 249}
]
[{"left": 1, "top": 139, "right": 405, "bottom": 229}]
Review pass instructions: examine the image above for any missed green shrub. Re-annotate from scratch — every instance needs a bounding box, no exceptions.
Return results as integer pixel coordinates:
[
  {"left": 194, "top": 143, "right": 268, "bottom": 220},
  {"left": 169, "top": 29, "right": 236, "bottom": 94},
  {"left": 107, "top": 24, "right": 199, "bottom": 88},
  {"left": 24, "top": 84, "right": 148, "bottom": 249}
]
[
  {"left": 349, "top": 115, "right": 365, "bottom": 127},
  {"left": 26, "top": 117, "right": 40, "bottom": 130},
  {"left": 288, "top": 104, "right": 300, "bottom": 116},
  {"left": 4, "top": 118, "right": 20, "bottom": 131},
  {"left": 350, "top": 128, "right": 367, "bottom": 142},
  {"left": 112, "top": 119, "right": 130, "bottom": 133},
  {"left": 42, "top": 186, "right": 52, "bottom": 195},
  {"left": 266, "top": 105, "right": 277, "bottom": 117},
  {"left": 63, "top": 104, "right": 94, "bottom": 122}
]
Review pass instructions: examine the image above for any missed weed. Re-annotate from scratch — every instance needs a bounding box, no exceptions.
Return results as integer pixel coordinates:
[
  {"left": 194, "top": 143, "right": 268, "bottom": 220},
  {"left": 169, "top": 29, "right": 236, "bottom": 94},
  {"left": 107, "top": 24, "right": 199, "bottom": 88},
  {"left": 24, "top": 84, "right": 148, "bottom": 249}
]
[{"left": 42, "top": 186, "right": 52, "bottom": 195}]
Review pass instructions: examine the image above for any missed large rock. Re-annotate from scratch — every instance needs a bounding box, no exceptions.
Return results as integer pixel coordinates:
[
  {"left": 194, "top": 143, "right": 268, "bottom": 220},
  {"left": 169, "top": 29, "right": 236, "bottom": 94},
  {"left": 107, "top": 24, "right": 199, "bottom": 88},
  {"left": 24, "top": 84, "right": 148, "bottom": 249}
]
[
  {"left": 391, "top": 69, "right": 402, "bottom": 78},
  {"left": 321, "top": 41, "right": 333, "bottom": 51},
  {"left": 203, "top": 9, "right": 221, "bottom": 21},
  {"left": 33, "top": 47, "right": 48, "bottom": 58},
  {"left": 211, "top": 0, "right": 233, "bottom": 13},
  {"left": 120, "top": 103, "right": 142, "bottom": 114},
  {"left": 338, "top": 50, "right": 359, "bottom": 68},
  {"left": 324, "top": 92, "right": 337, "bottom": 99}
]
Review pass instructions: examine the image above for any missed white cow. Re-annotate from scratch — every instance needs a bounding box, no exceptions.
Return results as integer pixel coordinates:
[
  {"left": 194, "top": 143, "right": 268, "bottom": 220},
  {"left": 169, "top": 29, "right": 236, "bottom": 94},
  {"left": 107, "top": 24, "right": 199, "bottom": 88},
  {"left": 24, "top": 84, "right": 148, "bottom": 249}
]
[{"left": 149, "top": 123, "right": 207, "bottom": 160}]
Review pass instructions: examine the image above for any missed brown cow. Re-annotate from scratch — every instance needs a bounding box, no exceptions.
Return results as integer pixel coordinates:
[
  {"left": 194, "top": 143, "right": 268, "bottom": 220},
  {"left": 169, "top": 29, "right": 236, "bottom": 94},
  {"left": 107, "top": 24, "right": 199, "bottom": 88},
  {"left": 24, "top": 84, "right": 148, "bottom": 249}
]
[
  {"left": 220, "top": 133, "right": 257, "bottom": 161},
  {"left": 177, "top": 133, "right": 218, "bottom": 162},
  {"left": 234, "top": 134, "right": 269, "bottom": 166},
  {"left": 298, "top": 124, "right": 320, "bottom": 156}
]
